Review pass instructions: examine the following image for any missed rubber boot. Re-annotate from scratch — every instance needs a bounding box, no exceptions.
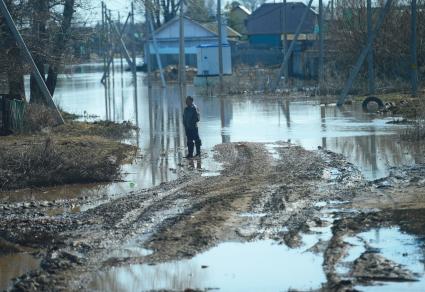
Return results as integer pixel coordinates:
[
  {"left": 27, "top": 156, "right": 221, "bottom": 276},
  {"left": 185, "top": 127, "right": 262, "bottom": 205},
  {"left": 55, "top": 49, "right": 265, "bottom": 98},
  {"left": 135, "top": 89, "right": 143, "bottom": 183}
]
[
  {"left": 195, "top": 143, "right": 201, "bottom": 157},
  {"left": 185, "top": 142, "right": 194, "bottom": 159}
]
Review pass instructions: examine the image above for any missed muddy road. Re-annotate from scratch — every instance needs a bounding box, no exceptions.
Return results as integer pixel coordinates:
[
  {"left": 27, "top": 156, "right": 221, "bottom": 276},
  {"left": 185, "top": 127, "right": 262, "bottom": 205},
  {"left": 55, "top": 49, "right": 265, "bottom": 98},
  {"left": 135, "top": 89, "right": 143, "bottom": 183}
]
[{"left": 1, "top": 142, "right": 425, "bottom": 291}]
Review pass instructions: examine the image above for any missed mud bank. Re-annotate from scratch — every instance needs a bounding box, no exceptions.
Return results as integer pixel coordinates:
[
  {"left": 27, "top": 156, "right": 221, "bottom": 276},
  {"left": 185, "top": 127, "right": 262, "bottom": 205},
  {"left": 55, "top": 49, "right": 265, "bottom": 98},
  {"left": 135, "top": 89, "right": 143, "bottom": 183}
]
[{"left": 0, "top": 142, "right": 424, "bottom": 291}]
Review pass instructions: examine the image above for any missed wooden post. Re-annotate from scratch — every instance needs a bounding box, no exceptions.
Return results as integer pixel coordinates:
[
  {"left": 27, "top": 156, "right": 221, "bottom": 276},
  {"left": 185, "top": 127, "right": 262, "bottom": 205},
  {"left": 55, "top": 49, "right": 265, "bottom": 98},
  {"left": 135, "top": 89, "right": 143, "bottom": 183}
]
[
  {"left": 131, "top": 1, "right": 138, "bottom": 126},
  {"left": 318, "top": 0, "right": 324, "bottom": 88},
  {"left": 411, "top": 0, "right": 418, "bottom": 96},
  {"left": 217, "top": 0, "right": 223, "bottom": 92},
  {"left": 282, "top": 0, "right": 288, "bottom": 86},
  {"left": 179, "top": 0, "right": 186, "bottom": 101},
  {"left": 367, "top": 0, "right": 375, "bottom": 95}
]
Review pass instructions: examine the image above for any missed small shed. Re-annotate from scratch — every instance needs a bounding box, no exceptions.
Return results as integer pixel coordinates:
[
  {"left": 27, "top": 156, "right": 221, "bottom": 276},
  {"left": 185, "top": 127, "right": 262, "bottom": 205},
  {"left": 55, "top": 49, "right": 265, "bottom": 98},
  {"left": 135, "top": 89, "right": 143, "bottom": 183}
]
[{"left": 196, "top": 44, "right": 232, "bottom": 76}]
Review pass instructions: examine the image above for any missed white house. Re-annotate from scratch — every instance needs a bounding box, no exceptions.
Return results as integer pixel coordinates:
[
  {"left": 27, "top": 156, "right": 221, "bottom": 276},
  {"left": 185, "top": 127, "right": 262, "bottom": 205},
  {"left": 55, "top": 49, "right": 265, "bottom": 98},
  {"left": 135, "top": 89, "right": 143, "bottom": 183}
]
[{"left": 147, "top": 16, "right": 240, "bottom": 70}]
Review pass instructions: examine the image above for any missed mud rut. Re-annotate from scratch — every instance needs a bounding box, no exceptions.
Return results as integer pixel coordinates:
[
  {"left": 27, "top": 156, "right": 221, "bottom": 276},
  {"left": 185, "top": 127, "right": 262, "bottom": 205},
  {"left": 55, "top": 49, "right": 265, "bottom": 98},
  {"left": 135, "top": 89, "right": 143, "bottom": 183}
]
[{"left": 1, "top": 142, "right": 422, "bottom": 291}]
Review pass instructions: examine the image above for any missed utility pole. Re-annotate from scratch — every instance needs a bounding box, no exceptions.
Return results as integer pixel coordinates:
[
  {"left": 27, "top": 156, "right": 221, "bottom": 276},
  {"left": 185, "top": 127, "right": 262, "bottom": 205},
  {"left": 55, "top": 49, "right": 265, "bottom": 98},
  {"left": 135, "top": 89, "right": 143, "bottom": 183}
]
[
  {"left": 130, "top": 2, "right": 137, "bottom": 85},
  {"left": 144, "top": 1, "right": 152, "bottom": 87},
  {"left": 131, "top": 1, "right": 138, "bottom": 126},
  {"left": 282, "top": 0, "right": 288, "bottom": 86},
  {"left": 367, "top": 0, "right": 375, "bottom": 95},
  {"left": 411, "top": 0, "right": 418, "bottom": 96},
  {"left": 110, "top": 10, "right": 116, "bottom": 121},
  {"left": 318, "top": 0, "right": 324, "bottom": 88},
  {"left": 118, "top": 11, "right": 124, "bottom": 87},
  {"left": 179, "top": 0, "right": 186, "bottom": 101},
  {"left": 100, "top": 12, "right": 131, "bottom": 84},
  {"left": 102, "top": 1, "right": 108, "bottom": 120},
  {"left": 131, "top": 2, "right": 137, "bottom": 79},
  {"left": 107, "top": 9, "right": 112, "bottom": 120},
  {"left": 0, "top": 0, "right": 64, "bottom": 124},
  {"left": 272, "top": 0, "right": 314, "bottom": 91},
  {"left": 217, "top": 0, "right": 223, "bottom": 92},
  {"left": 147, "top": 10, "right": 166, "bottom": 88}
]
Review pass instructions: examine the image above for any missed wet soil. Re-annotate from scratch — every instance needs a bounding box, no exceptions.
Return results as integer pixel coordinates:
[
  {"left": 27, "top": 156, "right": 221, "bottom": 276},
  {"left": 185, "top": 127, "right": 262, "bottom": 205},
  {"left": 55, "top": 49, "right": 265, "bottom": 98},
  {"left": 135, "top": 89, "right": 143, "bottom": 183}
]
[{"left": 0, "top": 142, "right": 424, "bottom": 291}]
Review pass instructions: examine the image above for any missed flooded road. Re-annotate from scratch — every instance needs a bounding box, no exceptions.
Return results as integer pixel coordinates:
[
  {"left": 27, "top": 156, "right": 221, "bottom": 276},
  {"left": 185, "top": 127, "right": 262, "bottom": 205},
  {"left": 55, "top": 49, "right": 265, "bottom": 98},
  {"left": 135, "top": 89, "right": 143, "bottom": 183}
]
[
  {"left": 1, "top": 63, "right": 425, "bottom": 291},
  {"left": 2, "top": 63, "right": 422, "bottom": 204},
  {"left": 50, "top": 69, "right": 424, "bottom": 183}
]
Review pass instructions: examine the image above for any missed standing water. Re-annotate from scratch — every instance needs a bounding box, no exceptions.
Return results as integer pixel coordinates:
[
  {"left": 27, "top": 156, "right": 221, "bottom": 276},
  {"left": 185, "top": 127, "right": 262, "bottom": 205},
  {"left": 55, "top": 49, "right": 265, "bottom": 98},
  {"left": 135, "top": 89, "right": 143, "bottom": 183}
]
[
  {"left": 2, "top": 62, "right": 422, "bottom": 203},
  {"left": 2, "top": 62, "right": 424, "bottom": 291}
]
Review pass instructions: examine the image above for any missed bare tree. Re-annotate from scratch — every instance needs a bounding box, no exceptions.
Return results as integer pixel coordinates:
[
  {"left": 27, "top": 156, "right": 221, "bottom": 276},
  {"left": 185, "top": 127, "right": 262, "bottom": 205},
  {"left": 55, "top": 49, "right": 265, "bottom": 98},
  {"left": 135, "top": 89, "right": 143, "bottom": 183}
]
[
  {"left": 328, "top": 0, "right": 424, "bottom": 87},
  {"left": 0, "top": 0, "right": 26, "bottom": 100},
  {"left": 28, "top": 0, "right": 77, "bottom": 104},
  {"left": 239, "top": 0, "right": 265, "bottom": 11}
]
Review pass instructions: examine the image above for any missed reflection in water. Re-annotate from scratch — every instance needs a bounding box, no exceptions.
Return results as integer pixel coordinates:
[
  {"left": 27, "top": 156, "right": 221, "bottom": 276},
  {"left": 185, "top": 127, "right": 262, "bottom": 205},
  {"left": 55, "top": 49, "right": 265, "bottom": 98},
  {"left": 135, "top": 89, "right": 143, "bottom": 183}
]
[
  {"left": 90, "top": 239, "right": 327, "bottom": 292},
  {"left": 340, "top": 227, "right": 425, "bottom": 292},
  {"left": 92, "top": 261, "right": 205, "bottom": 292},
  {"left": 12, "top": 63, "right": 423, "bottom": 202},
  {"left": 0, "top": 183, "right": 109, "bottom": 203},
  {"left": 0, "top": 253, "right": 40, "bottom": 291}
]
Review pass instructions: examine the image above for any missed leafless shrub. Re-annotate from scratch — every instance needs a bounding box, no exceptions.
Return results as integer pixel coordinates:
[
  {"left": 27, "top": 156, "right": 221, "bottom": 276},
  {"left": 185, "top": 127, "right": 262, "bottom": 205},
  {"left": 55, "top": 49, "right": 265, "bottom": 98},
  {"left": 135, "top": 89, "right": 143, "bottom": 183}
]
[
  {"left": 327, "top": 0, "right": 425, "bottom": 95},
  {"left": 22, "top": 104, "right": 58, "bottom": 133}
]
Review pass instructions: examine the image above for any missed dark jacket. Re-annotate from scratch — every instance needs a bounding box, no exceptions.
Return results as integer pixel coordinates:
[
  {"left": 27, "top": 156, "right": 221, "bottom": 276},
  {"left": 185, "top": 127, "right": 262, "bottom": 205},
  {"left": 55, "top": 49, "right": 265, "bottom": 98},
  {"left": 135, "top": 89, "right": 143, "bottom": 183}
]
[{"left": 183, "top": 104, "right": 200, "bottom": 129}]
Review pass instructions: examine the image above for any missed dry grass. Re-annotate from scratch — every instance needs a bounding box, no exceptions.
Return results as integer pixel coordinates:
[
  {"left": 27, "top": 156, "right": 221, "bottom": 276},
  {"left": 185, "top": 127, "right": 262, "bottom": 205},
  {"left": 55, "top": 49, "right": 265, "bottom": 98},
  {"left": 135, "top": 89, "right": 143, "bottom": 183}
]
[
  {"left": 1, "top": 104, "right": 138, "bottom": 190},
  {"left": 52, "top": 120, "right": 137, "bottom": 139},
  {"left": 0, "top": 135, "right": 137, "bottom": 190}
]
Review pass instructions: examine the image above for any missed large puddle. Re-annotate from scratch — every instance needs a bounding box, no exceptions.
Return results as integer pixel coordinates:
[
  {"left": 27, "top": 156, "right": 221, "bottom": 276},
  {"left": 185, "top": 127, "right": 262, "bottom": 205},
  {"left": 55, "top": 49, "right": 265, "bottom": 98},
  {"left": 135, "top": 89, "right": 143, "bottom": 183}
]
[
  {"left": 90, "top": 239, "right": 327, "bottom": 292},
  {"left": 345, "top": 227, "right": 425, "bottom": 291},
  {"left": 89, "top": 215, "right": 425, "bottom": 291}
]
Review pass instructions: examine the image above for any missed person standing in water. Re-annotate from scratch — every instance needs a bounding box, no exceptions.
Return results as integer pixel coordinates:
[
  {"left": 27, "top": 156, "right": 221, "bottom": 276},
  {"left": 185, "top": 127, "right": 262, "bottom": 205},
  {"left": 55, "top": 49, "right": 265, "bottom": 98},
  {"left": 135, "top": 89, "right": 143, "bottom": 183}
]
[{"left": 183, "top": 96, "right": 202, "bottom": 158}]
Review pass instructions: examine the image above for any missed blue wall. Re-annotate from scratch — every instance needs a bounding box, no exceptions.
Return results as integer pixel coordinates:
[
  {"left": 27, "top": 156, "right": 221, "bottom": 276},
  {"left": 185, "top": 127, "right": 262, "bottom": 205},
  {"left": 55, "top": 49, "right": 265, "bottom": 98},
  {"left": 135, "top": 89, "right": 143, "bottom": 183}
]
[{"left": 248, "top": 34, "right": 281, "bottom": 47}]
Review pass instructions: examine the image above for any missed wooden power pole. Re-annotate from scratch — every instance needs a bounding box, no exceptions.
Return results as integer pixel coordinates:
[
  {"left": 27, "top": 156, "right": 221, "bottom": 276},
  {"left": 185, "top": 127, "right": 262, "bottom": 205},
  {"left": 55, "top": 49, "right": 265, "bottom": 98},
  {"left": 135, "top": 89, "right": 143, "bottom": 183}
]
[
  {"left": 179, "top": 0, "right": 186, "bottom": 100},
  {"left": 217, "top": 0, "right": 223, "bottom": 92}
]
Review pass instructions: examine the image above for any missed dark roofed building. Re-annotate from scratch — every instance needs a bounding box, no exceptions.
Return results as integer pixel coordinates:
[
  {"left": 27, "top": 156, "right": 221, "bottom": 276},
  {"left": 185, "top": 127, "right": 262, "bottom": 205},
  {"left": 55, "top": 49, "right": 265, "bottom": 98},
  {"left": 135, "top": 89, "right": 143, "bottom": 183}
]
[{"left": 245, "top": 2, "right": 318, "bottom": 47}]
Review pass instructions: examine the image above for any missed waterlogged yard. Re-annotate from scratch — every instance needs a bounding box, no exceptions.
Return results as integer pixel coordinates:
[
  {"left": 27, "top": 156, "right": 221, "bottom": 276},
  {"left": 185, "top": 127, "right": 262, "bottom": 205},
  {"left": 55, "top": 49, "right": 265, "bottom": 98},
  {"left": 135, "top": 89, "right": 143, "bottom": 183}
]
[{"left": 1, "top": 64, "right": 424, "bottom": 291}]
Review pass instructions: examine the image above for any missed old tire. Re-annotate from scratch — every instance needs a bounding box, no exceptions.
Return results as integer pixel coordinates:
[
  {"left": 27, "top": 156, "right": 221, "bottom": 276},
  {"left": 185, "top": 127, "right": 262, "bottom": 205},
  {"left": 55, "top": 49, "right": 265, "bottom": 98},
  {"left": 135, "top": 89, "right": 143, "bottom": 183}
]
[{"left": 362, "top": 96, "right": 384, "bottom": 112}]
